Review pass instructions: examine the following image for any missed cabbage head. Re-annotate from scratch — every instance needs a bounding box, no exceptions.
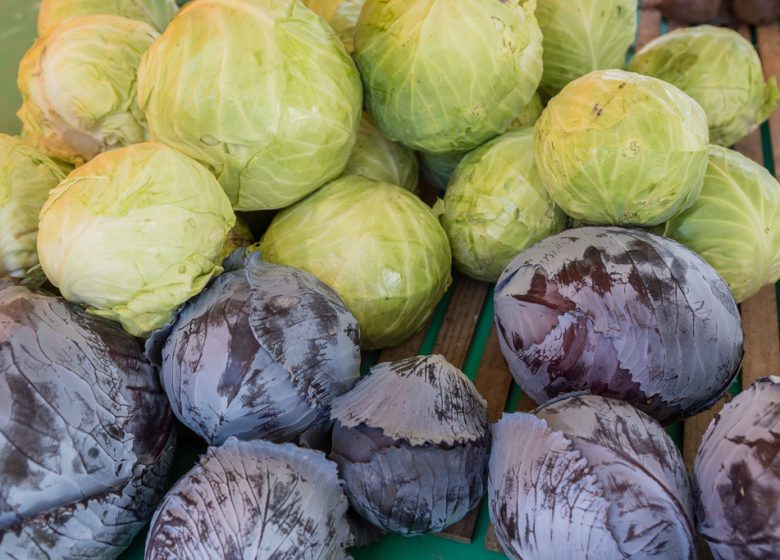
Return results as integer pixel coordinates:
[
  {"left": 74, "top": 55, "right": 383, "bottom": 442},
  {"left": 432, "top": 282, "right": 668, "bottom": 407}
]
[
  {"left": 17, "top": 15, "right": 157, "bottom": 166},
  {"left": 261, "top": 175, "right": 452, "bottom": 349},
  {"left": 439, "top": 129, "right": 565, "bottom": 283},
  {"left": 355, "top": 0, "right": 542, "bottom": 154},
  {"left": 37, "top": 143, "right": 235, "bottom": 337},
  {"left": 536, "top": 0, "right": 637, "bottom": 96},
  {"left": 663, "top": 145, "right": 780, "bottom": 303},
  {"left": 509, "top": 92, "right": 544, "bottom": 129},
  {"left": 0, "top": 135, "right": 65, "bottom": 280},
  {"left": 37, "top": 0, "right": 177, "bottom": 35},
  {"left": 138, "top": 0, "right": 362, "bottom": 211},
  {"left": 305, "top": 0, "right": 364, "bottom": 54},
  {"left": 344, "top": 114, "right": 419, "bottom": 192},
  {"left": 628, "top": 26, "right": 780, "bottom": 148},
  {"left": 535, "top": 69, "right": 709, "bottom": 226}
]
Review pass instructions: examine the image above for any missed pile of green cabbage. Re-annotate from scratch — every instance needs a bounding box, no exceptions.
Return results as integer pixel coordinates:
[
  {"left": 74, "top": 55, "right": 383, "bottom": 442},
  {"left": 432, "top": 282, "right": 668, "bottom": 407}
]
[{"left": 5, "top": 0, "right": 779, "bottom": 369}]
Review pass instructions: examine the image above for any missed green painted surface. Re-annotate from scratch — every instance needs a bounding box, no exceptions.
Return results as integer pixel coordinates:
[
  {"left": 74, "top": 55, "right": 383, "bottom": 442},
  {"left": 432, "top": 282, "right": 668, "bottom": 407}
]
[
  {"left": 0, "top": 5, "right": 775, "bottom": 560},
  {"left": 0, "top": 0, "right": 37, "bottom": 134}
]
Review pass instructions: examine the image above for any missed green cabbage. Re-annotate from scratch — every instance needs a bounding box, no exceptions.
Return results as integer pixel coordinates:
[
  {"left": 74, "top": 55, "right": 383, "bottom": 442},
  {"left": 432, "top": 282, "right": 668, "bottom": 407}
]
[
  {"left": 355, "top": 0, "right": 542, "bottom": 154},
  {"left": 535, "top": 69, "right": 709, "bottom": 226},
  {"left": 17, "top": 15, "right": 157, "bottom": 166},
  {"left": 137, "top": 0, "right": 362, "bottom": 211},
  {"left": 329, "top": 0, "right": 363, "bottom": 53},
  {"left": 628, "top": 25, "right": 780, "bottom": 148},
  {"left": 344, "top": 114, "right": 419, "bottom": 192},
  {"left": 663, "top": 145, "right": 780, "bottom": 303},
  {"left": 536, "top": 0, "right": 637, "bottom": 96},
  {"left": 504, "top": 3, "right": 544, "bottom": 127},
  {"left": 37, "top": 0, "right": 177, "bottom": 34},
  {"left": 37, "top": 143, "right": 235, "bottom": 337},
  {"left": 439, "top": 128, "right": 566, "bottom": 282},
  {"left": 509, "top": 92, "right": 544, "bottom": 130},
  {"left": 0, "top": 135, "right": 65, "bottom": 279},
  {"left": 261, "top": 175, "right": 452, "bottom": 349},
  {"left": 306, "top": 0, "right": 364, "bottom": 54}
]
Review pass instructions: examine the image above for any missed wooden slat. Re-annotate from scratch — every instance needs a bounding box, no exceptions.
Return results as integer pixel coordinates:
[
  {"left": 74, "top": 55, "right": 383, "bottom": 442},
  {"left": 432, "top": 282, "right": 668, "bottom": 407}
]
[
  {"left": 485, "top": 525, "right": 503, "bottom": 554},
  {"left": 376, "top": 327, "right": 427, "bottom": 363},
  {"left": 432, "top": 277, "right": 490, "bottom": 367},
  {"left": 435, "top": 278, "right": 491, "bottom": 543},
  {"left": 742, "top": 285, "right": 780, "bottom": 384},
  {"left": 636, "top": 6, "right": 661, "bottom": 50},
  {"left": 473, "top": 327, "right": 514, "bottom": 424}
]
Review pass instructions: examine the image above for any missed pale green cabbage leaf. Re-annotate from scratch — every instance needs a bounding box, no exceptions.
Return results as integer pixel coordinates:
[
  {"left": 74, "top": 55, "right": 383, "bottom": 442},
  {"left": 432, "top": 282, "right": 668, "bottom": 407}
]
[
  {"left": 37, "top": 143, "right": 235, "bottom": 337},
  {"left": 663, "top": 145, "right": 780, "bottom": 303},
  {"left": 355, "top": 0, "right": 542, "bottom": 154},
  {"left": 439, "top": 128, "right": 566, "bottom": 282},
  {"left": 536, "top": 0, "right": 637, "bottom": 96},
  {"left": 535, "top": 69, "right": 709, "bottom": 226},
  {"left": 344, "top": 114, "right": 419, "bottom": 193},
  {"left": 18, "top": 15, "right": 157, "bottom": 166},
  {"left": 137, "top": 0, "right": 362, "bottom": 211}
]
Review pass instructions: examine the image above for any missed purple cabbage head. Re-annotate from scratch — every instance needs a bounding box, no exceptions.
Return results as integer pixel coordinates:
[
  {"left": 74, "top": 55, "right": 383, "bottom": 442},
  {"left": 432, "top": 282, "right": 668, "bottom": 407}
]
[
  {"left": 494, "top": 226, "right": 743, "bottom": 424},
  {"left": 489, "top": 394, "right": 696, "bottom": 559},
  {"left": 147, "top": 251, "right": 361, "bottom": 445},
  {"left": 0, "top": 282, "right": 175, "bottom": 559},
  {"left": 329, "top": 354, "right": 489, "bottom": 535},
  {"left": 693, "top": 376, "right": 780, "bottom": 560},
  {"left": 145, "top": 438, "right": 352, "bottom": 559}
]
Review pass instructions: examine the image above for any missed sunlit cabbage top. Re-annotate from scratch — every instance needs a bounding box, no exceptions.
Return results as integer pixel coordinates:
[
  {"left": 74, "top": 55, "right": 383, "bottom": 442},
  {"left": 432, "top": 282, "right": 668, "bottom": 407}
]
[
  {"left": 439, "top": 128, "right": 566, "bottom": 282},
  {"left": 535, "top": 69, "right": 710, "bottom": 226},
  {"left": 37, "top": 143, "right": 235, "bottom": 337},
  {"left": 261, "top": 175, "right": 452, "bottom": 349},
  {"left": 17, "top": 15, "right": 157, "bottom": 166},
  {"left": 629, "top": 25, "right": 780, "bottom": 148},
  {"left": 536, "top": 0, "right": 637, "bottom": 96},
  {"left": 355, "top": 0, "right": 542, "bottom": 154},
  {"left": 138, "top": 0, "right": 362, "bottom": 211},
  {"left": 37, "top": 0, "right": 178, "bottom": 35}
]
